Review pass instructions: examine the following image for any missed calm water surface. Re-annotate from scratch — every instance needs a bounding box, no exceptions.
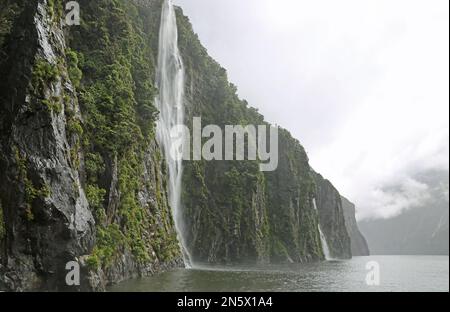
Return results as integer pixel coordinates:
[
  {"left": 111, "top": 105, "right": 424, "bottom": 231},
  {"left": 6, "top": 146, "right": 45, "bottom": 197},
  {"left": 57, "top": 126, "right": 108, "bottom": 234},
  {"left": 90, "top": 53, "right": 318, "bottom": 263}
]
[{"left": 109, "top": 256, "right": 449, "bottom": 292}]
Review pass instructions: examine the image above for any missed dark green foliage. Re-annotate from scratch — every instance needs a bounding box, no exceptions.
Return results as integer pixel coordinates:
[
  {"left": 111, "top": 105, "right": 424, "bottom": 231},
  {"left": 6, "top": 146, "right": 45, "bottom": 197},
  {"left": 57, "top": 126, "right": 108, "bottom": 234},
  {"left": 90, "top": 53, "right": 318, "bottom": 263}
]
[
  {"left": 265, "top": 129, "right": 323, "bottom": 262},
  {"left": 30, "top": 57, "right": 65, "bottom": 114},
  {"left": 85, "top": 184, "right": 107, "bottom": 223},
  {"left": 47, "top": 0, "right": 64, "bottom": 22},
  {"left": 85, "top": 250, "right": 101, "bottom": 270},
  {"left": 88, "top": 224, "right": 126, "bottom": 269},
  {"left": 42, "top": 96, "right": 62, "bottom": 114},
  {"left": 65, "top": 104, "right": 83, "bottom": 169},
  {"left": 31, "top": 59, "right": 59, "bottom": 94},
  {"left": 68, "top": 0, "right": 180, "bottom": 270},
  {"left": 0, "top": 0, "right": 22, "bottom": 55},
  {"left": 70, "top": 0, "right": 159, "bottom": 153},
  {"left": 84, "top": 153, "right": 105, "bottom": 183},
  {"left": 67, "top": 117, "right": 83, "bottom": 137},
  {"left": 66, "top": 49, "right": 83, "bottom": 89},
  {"left": 117, "top": 150, "right": 152, "bottom": 264}
]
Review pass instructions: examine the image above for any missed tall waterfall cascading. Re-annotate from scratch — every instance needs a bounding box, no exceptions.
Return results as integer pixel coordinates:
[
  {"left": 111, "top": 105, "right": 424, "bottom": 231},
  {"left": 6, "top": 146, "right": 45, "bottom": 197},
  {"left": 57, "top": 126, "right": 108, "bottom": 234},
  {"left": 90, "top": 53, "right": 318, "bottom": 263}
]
[
  {"left": 155, "top": 0, "right": 192, "bottom": 268},
  {"left": 313, "top": 199, "right": 331, "bottom": 260}
]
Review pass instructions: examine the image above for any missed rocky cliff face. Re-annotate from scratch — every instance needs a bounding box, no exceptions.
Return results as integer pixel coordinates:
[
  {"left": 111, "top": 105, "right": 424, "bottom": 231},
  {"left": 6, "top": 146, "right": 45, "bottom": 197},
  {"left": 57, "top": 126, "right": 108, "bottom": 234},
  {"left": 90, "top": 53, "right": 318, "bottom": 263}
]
[
  {"left": 0, "top": 0, "right": 95, "bottom": 290},
  {"left": 0, "top": 0, "right": 181, "bottom": 291},
  {"left": 313, "top": 172, "right": 352, "bottom": 259},
  {"left": 264, "top": 130, "right": 324, "bottom": 263},
  {"left": 1, "top": 0, "right": 357, "bottom": 291},
  {"left": 341, "top": 197, "right": 370, "bottom": 256}
]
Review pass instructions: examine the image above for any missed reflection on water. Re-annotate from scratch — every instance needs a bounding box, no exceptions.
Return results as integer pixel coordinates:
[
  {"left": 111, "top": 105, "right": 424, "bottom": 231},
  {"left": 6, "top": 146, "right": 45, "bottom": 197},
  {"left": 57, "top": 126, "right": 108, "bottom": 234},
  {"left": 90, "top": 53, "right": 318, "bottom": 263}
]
[{"left": 109, "top": 256, "right": 449, "bottom": 292}]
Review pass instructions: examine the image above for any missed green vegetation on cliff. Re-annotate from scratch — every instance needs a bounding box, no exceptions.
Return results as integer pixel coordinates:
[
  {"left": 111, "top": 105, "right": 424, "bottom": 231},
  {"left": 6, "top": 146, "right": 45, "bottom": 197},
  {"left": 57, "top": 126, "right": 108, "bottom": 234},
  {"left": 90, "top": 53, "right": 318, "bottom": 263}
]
[{"left": 67, "top": 0, "right": 181, "bottom": 269}]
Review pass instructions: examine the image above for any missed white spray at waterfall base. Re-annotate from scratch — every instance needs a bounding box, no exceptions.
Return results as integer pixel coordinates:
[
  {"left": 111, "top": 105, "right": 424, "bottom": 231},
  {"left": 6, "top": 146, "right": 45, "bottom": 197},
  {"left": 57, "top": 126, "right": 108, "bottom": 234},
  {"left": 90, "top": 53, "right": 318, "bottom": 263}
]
[
  {"left": 313, "top": 199, "right": 332, "bottom": 260},
  {"left": 155, "top": 0, "right": 192, "bottom": 268}
]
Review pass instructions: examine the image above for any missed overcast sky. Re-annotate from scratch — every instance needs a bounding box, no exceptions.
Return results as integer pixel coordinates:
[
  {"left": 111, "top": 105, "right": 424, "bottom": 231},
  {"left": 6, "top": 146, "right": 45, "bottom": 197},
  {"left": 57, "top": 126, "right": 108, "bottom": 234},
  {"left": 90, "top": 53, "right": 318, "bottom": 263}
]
[{"left": 174, "top": 0, "right": 449, "bottom": 220}]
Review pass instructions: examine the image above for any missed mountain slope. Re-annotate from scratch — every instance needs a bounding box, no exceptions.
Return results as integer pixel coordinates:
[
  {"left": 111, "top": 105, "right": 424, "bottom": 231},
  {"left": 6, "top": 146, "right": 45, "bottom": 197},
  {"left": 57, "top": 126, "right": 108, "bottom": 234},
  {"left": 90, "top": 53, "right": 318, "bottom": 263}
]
[
  {"left": 359, "top": 170, "right": 449, "bottom": 255},
  {"left": 341, "top": 197, "right": 370, "bottom": 256},
  {"left": 313, "top": 172, "right": 352, "bottom": 259}
]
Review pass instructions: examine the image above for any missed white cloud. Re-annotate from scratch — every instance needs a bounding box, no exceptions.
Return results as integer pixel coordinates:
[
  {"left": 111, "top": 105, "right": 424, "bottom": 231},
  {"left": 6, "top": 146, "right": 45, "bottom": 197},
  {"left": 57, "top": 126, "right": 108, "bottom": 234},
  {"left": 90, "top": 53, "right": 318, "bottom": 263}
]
[
  {"left": 362, "top": 178, "right": 431, "bottom": 220},
  {"left": 175, "top": 0, "right": 449, "bottom": 220}
]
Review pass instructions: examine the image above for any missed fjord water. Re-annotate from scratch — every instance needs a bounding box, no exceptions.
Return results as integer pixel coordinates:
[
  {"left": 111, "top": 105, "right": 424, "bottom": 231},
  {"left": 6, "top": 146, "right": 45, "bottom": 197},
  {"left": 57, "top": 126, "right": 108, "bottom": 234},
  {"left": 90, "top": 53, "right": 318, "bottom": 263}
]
[
  {"left": 155, "top": 0, "right": 192, "bottom": 266},
  {"left": 110, "top": 256, "right": 449, "bottom": 292}
]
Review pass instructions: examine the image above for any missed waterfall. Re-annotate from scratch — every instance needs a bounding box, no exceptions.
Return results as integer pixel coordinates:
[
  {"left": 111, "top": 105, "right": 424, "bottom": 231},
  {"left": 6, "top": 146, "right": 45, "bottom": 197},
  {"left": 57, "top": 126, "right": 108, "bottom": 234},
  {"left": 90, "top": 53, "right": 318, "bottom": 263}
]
[
  {"left": 155, "top": 0, "right": 192, "bottom": 268},
  {"left": 313, "top": 199, "right": 331, "bottom": 260},
  {"left": 318, "top": 225, "right": 331, "bottom": 260}
]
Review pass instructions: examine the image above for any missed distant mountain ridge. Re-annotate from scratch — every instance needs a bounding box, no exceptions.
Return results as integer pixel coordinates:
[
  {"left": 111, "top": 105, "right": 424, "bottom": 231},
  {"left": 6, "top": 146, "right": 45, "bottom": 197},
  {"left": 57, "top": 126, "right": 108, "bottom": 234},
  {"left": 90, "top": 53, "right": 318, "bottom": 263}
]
[{"left": 359, "top": 170, "right": 449, "bottom": 256}]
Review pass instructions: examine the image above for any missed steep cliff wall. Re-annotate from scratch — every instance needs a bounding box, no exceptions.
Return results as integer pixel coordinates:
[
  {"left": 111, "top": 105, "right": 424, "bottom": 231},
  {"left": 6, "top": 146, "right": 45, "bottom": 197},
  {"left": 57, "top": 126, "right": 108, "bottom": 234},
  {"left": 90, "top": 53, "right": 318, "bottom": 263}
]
[
  {"left": 176, "top": 8, "right": 338, "bottom": 264},
  {"left": 341, "top": 196, "right": 370, "bottom": 256},
  {"left": 0, "top": 0, "right": 95, "bottom": 291},
  {"left": 265, "top": 130, "right": 324, "bottom": 263},
  {"left": 68, "top": 0, "right": 182, "bottom": 288},
  {"left": 0, "top": 0, "right": 181, "bottom": 291},
  {"left": 313, "top": 172, "right": 352, "bottom": 259}
]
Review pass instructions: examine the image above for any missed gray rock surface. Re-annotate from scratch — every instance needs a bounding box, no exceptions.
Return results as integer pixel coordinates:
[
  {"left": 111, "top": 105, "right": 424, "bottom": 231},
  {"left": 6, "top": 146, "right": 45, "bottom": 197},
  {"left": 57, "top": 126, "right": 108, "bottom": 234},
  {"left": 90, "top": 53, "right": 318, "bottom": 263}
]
[
  {"left": 0, "top": 0, "right": 95, "bottom": 291},
  {"left": 341, "top": 197, "right": 370, "bottom": 256},
  {"left": 313, "top": 172, "right": 352, "bottom": 259}
]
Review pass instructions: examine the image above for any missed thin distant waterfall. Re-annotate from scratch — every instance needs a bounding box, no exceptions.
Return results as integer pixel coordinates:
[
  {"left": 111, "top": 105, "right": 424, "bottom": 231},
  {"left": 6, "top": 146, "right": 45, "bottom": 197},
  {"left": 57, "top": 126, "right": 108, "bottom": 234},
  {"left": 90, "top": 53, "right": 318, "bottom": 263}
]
[
  {"left": 313, "top": 199, "right": 331, "bottom": 260},
  {"left": 155, "top": 0, "right": 192, "bottom": 268}
]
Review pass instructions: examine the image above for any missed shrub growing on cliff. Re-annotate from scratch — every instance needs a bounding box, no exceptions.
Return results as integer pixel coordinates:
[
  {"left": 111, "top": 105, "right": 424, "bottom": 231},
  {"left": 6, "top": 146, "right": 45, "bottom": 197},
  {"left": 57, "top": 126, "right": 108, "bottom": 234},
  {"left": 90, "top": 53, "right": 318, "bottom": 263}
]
[
  {"left": 0, "top": 2, "right": 21, "bottom": 53},
  {"left": 86, "top": 184, "right": 107, "bottom": 224},
  {"left": 31, "top": 59, "right": 59, "bottom": 93},
  {"left": 66, "top": 49, "right": 83, "bottom": 88}
]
